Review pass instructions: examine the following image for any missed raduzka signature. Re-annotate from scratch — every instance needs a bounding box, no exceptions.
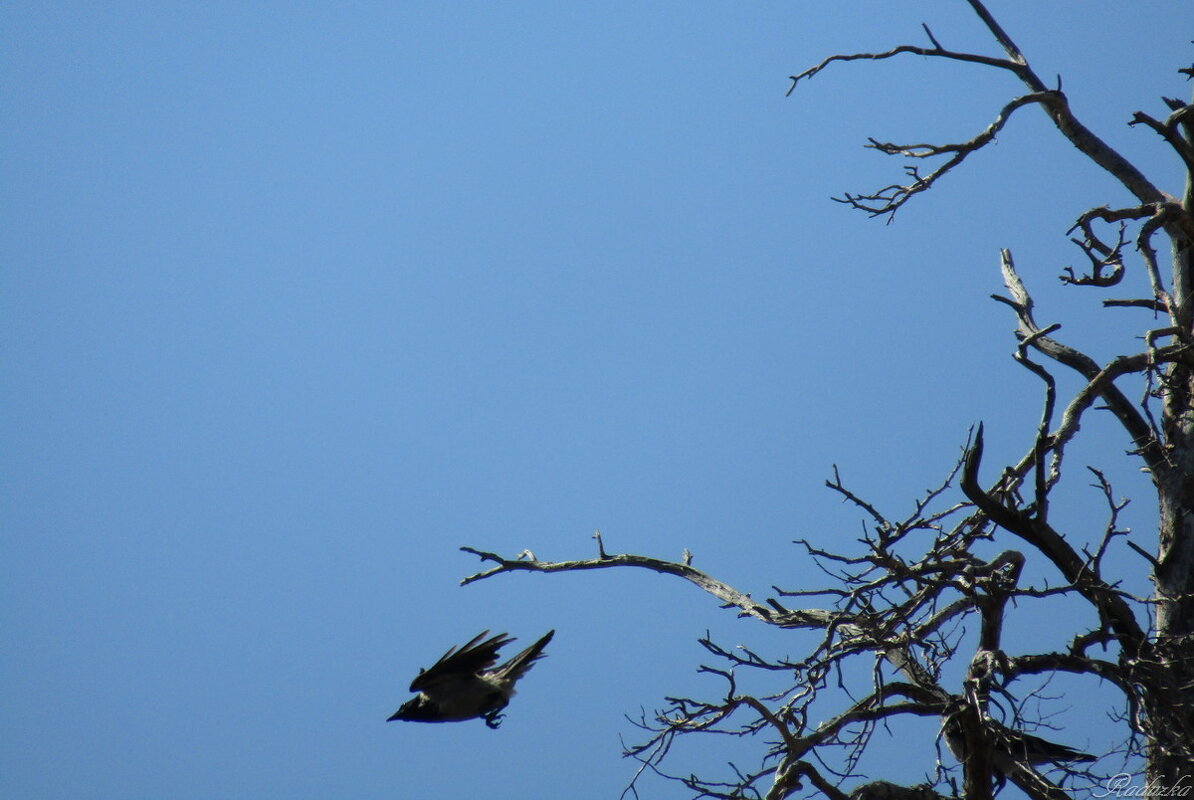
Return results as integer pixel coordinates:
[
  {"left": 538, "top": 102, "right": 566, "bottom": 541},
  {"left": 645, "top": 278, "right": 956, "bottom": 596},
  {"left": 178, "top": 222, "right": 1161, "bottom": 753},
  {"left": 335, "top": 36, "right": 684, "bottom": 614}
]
[{"left": 1093, "top": 774, "right": 1192, "bottom": 798}]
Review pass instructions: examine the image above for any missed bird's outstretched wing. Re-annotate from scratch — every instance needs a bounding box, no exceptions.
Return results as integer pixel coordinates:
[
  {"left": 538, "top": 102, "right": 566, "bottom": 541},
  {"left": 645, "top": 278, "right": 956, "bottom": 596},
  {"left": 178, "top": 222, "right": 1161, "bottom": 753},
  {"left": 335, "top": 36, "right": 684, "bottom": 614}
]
[
  {"left": 408, "top": 631, "right": 513, "bottom": 692},
  {"left": 494, "top": 629, "right": 554, "bottom": 682}
]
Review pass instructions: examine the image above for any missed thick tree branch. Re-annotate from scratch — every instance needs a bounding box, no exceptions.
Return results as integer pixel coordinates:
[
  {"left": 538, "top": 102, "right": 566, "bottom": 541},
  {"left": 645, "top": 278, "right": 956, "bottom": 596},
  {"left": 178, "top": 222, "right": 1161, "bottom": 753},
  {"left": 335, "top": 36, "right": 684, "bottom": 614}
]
[
  {"left": 994, "top": 249, "right": 1172, "bottom": 480},
  {"left": 460, "top": 544, "right": 834, "bottom": 628},
  {"left": 961, "top": 425, "right": 1146, "bottom": 649}
]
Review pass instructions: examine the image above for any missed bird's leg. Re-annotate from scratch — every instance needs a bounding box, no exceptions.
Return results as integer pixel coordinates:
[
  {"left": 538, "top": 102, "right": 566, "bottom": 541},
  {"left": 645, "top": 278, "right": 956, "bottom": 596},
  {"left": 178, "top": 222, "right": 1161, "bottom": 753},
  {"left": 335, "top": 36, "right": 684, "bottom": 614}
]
[{"left": 483, "top": 711, "right": 504, "bottom": 729}]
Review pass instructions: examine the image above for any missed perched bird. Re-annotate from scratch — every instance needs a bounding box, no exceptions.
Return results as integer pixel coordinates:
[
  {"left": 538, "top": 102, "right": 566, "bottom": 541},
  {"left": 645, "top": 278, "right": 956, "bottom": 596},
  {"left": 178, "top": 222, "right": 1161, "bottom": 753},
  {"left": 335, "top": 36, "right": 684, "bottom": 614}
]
[
  {"left": 387, "top": 629, "right": 555, "bottom": 729},
  {"left": 944, "top": 714, "right": 1096, "bottom": 789}
]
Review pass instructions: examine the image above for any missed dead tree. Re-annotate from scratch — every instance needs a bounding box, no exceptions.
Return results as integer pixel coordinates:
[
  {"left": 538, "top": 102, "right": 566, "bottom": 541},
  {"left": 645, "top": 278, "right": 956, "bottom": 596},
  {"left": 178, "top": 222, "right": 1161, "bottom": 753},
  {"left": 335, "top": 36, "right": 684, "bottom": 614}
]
[{"left": 461, "top": 2, "right": 1194, "bottom": 797}]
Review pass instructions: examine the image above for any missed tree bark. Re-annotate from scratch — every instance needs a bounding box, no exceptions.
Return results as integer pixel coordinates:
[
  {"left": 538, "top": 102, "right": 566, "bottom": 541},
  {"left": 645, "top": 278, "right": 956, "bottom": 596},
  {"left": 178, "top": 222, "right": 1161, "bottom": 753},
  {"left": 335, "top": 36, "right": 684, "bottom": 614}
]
[{"left": 1151, "top": 112, "right": 1194, "bottom": 782}]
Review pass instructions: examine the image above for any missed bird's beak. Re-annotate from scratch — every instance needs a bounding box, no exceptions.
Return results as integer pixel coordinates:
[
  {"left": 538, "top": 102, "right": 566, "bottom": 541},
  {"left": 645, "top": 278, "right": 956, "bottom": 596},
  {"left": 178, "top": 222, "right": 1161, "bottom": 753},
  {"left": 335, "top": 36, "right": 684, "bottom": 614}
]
[{"left": 386, "top": 698, "right": 415, "bottom": 722}]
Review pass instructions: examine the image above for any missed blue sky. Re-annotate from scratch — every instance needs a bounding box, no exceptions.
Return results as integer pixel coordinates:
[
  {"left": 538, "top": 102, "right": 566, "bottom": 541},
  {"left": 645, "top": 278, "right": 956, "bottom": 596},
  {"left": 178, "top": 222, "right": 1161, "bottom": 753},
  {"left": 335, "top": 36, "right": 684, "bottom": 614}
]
[{"left": 3, "top": 2, "right": 1190, "bottom": 798}]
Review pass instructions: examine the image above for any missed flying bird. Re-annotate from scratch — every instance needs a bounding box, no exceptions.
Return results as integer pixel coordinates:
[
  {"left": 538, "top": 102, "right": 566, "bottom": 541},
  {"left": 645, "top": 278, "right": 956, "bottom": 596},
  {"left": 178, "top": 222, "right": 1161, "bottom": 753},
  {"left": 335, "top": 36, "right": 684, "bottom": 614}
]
[{"left": 387, "top": 629, "right": 555, "bottom": 729}]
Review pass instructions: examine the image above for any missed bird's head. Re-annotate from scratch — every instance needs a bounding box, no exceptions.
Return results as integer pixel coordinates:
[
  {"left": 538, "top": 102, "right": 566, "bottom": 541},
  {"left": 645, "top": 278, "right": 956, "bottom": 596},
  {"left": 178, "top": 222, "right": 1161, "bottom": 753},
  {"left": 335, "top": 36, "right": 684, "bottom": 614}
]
[{"left": 386, "top": 695, "right": 441, "bottom": 723}]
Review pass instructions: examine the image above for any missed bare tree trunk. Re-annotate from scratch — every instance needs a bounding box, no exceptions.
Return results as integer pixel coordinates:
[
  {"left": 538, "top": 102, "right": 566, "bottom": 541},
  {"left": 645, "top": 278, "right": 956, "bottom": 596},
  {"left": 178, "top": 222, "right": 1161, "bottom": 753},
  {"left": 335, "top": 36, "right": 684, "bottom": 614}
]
[{"left": 1152, "top": 127, "right": 1194, "bottom": 783}]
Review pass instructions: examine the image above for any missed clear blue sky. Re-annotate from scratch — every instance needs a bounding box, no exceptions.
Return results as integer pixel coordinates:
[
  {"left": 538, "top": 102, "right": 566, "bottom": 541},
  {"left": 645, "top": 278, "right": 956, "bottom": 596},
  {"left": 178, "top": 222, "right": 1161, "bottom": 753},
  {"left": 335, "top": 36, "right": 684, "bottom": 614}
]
[{"left": 2, "top": 2, "right": 1189, "bottom": 798}]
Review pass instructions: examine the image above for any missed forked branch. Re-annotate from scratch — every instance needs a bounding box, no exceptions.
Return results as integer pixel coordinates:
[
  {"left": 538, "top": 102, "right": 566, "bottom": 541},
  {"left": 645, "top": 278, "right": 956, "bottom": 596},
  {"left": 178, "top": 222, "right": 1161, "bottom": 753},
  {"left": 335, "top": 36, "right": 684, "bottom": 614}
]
[{"left": 789, "top": 0, "right": 1168, "bottom": 220}]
